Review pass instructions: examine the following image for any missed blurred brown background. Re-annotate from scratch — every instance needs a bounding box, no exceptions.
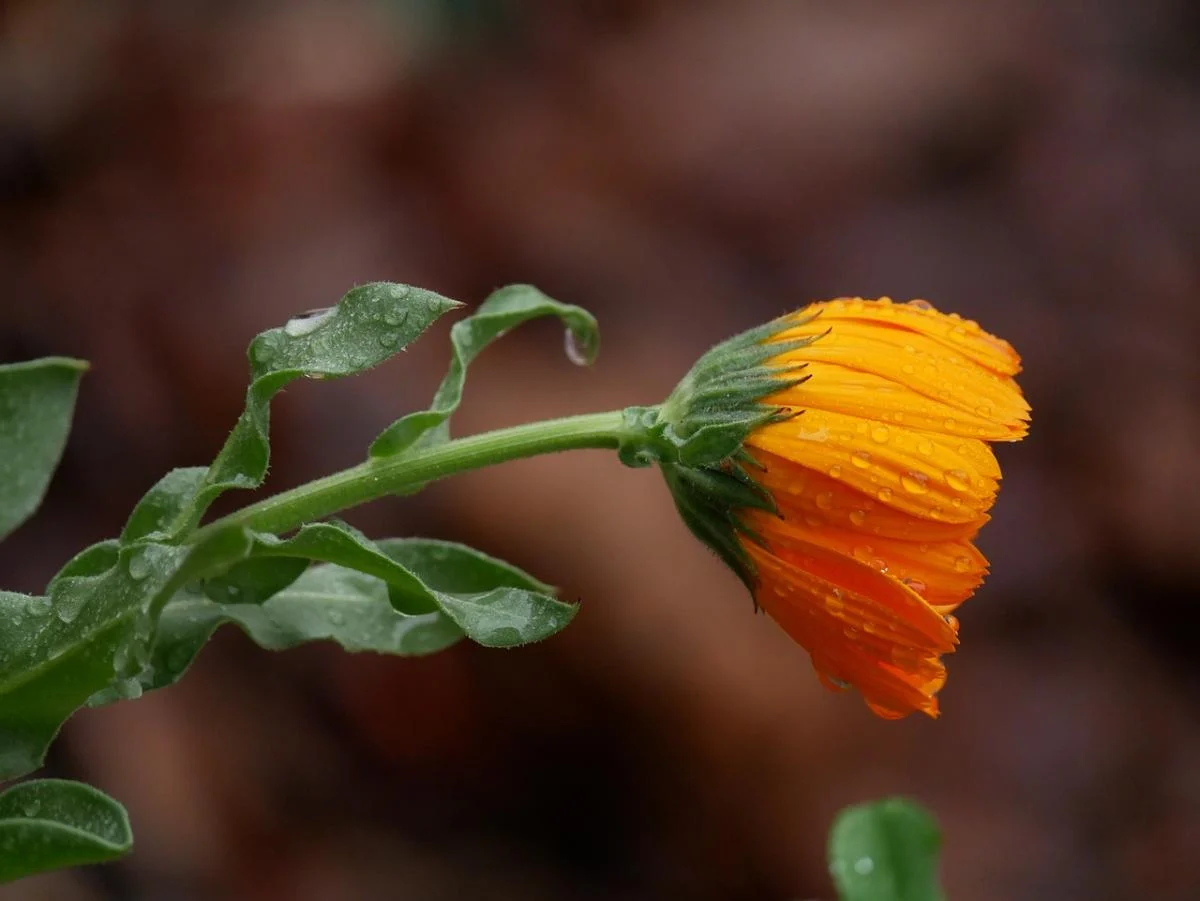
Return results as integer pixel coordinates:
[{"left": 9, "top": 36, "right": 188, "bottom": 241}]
[{"left": 2, "top": 1, "right": 1199, "bottom": 899}]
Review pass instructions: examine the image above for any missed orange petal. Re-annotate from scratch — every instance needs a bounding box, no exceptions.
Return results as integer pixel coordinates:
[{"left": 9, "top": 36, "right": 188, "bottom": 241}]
[
  {"left": 769, "top": 311, "right": 1029, "bottom": 438},
  {"left": 746, "top": 542, "right": 952, "bottom": 718},
  {"left": 748, "top": 451, "right": 988, "bottom": 542},
  {"left": 787, "top": 297, "right": 1023, "bottom": 377},
  {"left": 747, "top": 409, "right": 1001, "bottom": 524},
  {"left": 766, "top": 361, "right": 1021, "bottom": 442},
  {"left": 744, "top": 508, "right": 988, "bottom": 610}
]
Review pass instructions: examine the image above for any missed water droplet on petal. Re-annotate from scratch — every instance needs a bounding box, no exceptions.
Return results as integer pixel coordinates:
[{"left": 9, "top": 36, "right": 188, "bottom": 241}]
[
  {"left": 954, "top": 556, "right": 972, "bottom": 573},
  {"left": 905, "top": 299, "right": 934, "bottom": 311},
  {"left": 871, "top": 426, "right": 890, "bottom": 443},
  {"left": 870, "top": 557, "right": 889, "bottom": 573},
  {"left": 849, "top": 510, "right": 867, "bottom": 526},
  {"left": 877, "top": 487, "right": 893, "bottom": 502},
  {"left": 900, "top": 471, "right": 929, "bottom": 494},
  {"left": 946, "top": 469, "right": 970, "bottom": 491},
  {"left": 815, "top": 492, "right": 834, "bottom": 511},
  {"left": 902, "top": 577, "right": 927, "bottom": 595},
  {"left": 917, "top": 439, "right": 934, "bottom": 455},
  {"left": 851, "top": 451, "right": 871, "bottom": 469},
  {"left": 828, "top": 464, "right": 842, "bottom": 478},
  {"left": 826, "top": 589, "right": 844, "bottom": 612}
]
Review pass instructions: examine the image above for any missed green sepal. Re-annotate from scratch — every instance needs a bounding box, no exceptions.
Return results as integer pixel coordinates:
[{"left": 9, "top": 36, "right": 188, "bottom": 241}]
[{"left": 621, "top": 310, "right": 822, "bottom": 590}]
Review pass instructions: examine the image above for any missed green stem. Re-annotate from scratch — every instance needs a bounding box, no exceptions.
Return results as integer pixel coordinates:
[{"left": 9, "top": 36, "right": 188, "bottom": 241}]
[{"left": 191, "top": 410, "right": 628, "bottom": 542}]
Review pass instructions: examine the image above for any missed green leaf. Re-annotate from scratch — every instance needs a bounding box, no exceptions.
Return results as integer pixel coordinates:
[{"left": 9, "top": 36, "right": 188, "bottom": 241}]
[
  {"left": 146, "top": 283, "right": 460, "bottom": 538},
  {"left": 0, "top": 779, "right": 132, "bottom": 883},
  {"left": 369, "top": 284, "right": 598, "bottom": 457},
  {"left": 0, "top": 357, "right": 87, "bottom": 541},
  {"left": 828, "top": 798, "right": 946, "bottom": 901},
  {"left": 0, "top": 540, "right": 188, "bottom": 779},
  {"left": 113, "top": 566, "right": 465, "bottom": 695},
  {"left": 202, "top": 556, "right": 311, "bottom": 606},
  {"left": 245, "top": 523, "right": 575, "bottom": 647}
]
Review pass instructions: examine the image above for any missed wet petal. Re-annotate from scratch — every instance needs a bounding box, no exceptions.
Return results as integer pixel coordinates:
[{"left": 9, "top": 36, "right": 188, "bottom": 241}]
[
  {"left": 747, "top": 408, "right": 1001, "bottom": 524},
  {"left": 769, "top": 315, "right": 1029, "bottom": 438}
]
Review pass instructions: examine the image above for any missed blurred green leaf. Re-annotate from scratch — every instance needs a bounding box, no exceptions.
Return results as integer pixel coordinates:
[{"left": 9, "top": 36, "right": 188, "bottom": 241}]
[
  {"left": 0, "top": 357, "right": 87, "bottom": 541},
  {"left": 829, "top": 798, "right": 945, "bottom": 901},
  {"left": 0, "top": 779, "right": 132, "bottom": 883},
  {"left": 369, "top": 284, "right": 598, "bottom": 457}
]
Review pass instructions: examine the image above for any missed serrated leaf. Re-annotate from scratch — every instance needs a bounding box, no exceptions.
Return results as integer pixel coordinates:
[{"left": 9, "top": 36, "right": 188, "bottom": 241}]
[
  {"left": 369, "top": 284, "right": 598, "bottom": 457},
  {"left": 144, "top": 284, "right": 461, "bottom": 538},
  {"left": 828, "top": 798, "right": 945, "bottom": 901},
  {"left": 0, "top": 357, "right": 87, "bottom": 541},
  {"left": 0, "top": 779, "right": 132, "bottom": 883}
]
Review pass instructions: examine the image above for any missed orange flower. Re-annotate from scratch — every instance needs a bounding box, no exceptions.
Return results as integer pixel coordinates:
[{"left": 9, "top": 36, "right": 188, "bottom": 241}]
[{"left": 738, "top": 298, "right": 1028, "bottom": 718}]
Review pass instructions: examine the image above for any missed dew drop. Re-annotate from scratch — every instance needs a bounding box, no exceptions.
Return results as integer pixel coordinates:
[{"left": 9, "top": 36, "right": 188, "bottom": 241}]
[
  {"left": 976, "top": 403, "right": 993, "bottom": 417},
  {"left": 871, "top": 426, "right": 890, "bottom": 443},
  {"left": 902, "top": 363, "right": 916, "bottom": 374},
  {"left": 328, "top": 609, "right": 346, "bottom": 626},
  {"left": 22, "top": 800, "right": 41, "bottom": 818},
  {"left": 944, "top": 417, "right": 957, "bottom": 430},
  {"left": 954, "top": 555, "right": 972, "bottom": 573},
  {"left": 382, "top": 308, "right": 409, "bottom": 327},
  {"left": 870, "top": 557, "right": 889, "bottom": 573},
  {"left": 902, "top": 577, "right": 927, "bottom": 595},
  {"left": 804, "top": 514, "right": 823, "bottom": 528},
  {"left": 905, "top": 299, "right": 934, "bottom": 312},
  {"left": 917, "top": 439, "right": 934, "bottom": 455},
  {"left": 851, "top": 451, "right": 871, "bottom": 469},
  {"left": 877, "top": 487, "right": 893, "bottom": 502},
  {"left": 378, "top": 332, "right": 401, "bottom": 348},
  {"left": 945, "top": 614, "right": 960, "bottom": 630},
  {"left": 828, "top": 464, "right": 843, "bottom": 478},
  {"left": 900, "top": 471, "right": 929, "bottom": 494},
  {"left": 826, "top": 589, "right": 844, "bottom": 612},
  {"left": 563, "top": 329, "right": 593, "bottom": 366},
  {"left": 849, "top": 510, "right": 867, "bottom": 526},
  {"left": 946, "top": 469, "right": 970, "bottom": 491},
  {"left": 284, "top": 307, "right": 336, "bottom": 338},
  {"left": 854, "top": 856, "right": 876, "bottom": 876},
  {"left": 815, "top": 492, "right": 834, "bottom": 511},
  {"left": 903, "top": 344, "right": 917, "bottom": 354}
]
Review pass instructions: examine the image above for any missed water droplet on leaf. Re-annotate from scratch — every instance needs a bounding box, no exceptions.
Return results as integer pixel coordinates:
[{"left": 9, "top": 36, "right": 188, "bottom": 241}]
[
  {"left": 284, "top": 307, "right": 336, "bottom": 338},
  {"left": 563, "top": 328, "right": 593, "bottom": 366}
]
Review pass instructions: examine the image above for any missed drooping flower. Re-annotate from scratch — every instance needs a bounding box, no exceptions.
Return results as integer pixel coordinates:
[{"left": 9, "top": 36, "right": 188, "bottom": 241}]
[{"left": 642, "top": 297, "right": 1029, "bottom": 719}]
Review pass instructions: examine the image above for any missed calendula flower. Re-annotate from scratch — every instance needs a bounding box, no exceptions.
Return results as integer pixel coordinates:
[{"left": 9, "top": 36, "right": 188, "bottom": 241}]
[{"left": 642, "top": 297, "right": 1029, "bottom": 719}]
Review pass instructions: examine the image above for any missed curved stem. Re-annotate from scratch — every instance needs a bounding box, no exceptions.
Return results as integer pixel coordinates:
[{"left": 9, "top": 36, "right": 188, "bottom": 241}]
[{"left": 191, "top": 410, "right": 629, "bottom": 542}]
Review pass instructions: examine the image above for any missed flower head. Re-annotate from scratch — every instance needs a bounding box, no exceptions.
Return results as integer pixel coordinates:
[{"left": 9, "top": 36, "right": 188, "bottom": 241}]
[{"left": 648, "top": 297, "right": 1029, "bottom": 719}]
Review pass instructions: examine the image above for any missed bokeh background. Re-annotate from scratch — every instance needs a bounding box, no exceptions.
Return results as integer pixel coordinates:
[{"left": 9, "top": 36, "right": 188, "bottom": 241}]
[{"left": 3, "top": 2, "right": 1199, "bottom": 899}]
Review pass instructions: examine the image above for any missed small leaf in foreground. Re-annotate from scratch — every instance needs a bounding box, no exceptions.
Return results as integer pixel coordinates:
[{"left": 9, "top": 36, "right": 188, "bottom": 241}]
[
  {"left": 828, "top": 798, "right": 945, "bottom": 901},
  {"left": 0, "top": 779, "right": 132, "bottom": 883},
  {"left": 0, "top": 357, "right": 87, "bottom": 541}
]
